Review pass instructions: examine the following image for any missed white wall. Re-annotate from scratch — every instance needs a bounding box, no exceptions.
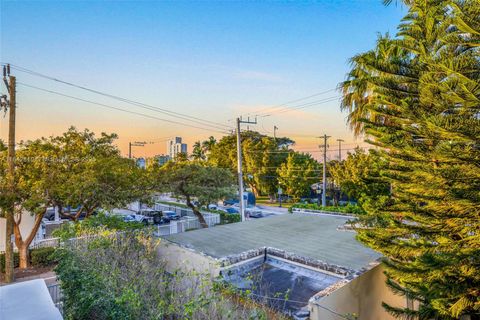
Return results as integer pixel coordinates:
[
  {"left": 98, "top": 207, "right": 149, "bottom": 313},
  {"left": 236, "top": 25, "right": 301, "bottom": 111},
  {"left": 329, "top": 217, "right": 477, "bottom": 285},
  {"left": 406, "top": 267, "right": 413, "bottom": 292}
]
[
  {"left": 157, "top": 241, "right": 221, "bottom": 277},
  {"left": 310, "top": 265, "right": 407, "bottom": 320},
  {"left": 0, "top": 213, "right": 38, "bottom": 252}
]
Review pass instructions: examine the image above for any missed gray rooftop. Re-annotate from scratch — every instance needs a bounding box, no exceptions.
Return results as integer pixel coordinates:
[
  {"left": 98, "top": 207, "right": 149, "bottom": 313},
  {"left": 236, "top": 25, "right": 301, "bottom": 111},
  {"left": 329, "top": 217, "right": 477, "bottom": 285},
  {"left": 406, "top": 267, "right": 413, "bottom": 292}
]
[{"left": 165, "top": 213, "right": 381, "bottom": 272}]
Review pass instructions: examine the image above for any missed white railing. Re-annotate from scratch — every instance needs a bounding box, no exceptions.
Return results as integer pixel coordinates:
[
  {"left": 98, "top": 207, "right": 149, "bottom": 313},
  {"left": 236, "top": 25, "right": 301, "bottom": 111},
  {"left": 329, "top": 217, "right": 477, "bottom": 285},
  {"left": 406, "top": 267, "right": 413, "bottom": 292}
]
[
  {"left": 155, "top": 213, "right": 221, "bottom": 237},
  {"left": 30, "top": 237, "right": 60, "bottom": 249}
]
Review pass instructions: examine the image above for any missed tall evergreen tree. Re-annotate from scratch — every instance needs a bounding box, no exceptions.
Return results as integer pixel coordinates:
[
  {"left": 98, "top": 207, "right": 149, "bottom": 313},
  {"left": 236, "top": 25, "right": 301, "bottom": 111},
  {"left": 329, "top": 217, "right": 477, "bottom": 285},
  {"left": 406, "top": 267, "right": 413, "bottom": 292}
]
[{"left": 340, "top": 1, "right": 480, "bottom": 319}]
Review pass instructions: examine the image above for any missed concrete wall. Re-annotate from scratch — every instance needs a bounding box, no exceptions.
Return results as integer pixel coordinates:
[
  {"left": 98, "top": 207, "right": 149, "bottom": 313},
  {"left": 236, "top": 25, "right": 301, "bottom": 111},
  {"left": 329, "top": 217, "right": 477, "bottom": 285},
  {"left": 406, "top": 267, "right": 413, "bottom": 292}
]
[
  {"left": 157, "top": 240, "right": 221, "bottom": 277},
  {"left": 0, "top": 213, "right": 38, "bottom": 252},
  {"left": 309, "top": 265, "right": 406, "bottom": 320}
]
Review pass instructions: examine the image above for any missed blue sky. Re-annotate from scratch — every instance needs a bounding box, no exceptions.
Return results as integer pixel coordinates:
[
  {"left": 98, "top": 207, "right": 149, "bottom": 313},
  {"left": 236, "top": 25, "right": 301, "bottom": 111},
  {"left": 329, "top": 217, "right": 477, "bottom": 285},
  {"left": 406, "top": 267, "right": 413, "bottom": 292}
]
[{"left": 0, "top": 0, "right": 406, "bottom": 158}]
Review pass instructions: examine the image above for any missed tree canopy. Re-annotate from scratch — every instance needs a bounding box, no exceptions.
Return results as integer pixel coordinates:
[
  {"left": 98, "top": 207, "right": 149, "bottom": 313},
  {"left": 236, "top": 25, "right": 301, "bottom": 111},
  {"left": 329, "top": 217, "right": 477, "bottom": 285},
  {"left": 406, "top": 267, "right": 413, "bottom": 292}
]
[
  {"left": 152, "top": 160, "right": 235, "bottom": 227},
  {"left": 340, "top": 0, "right": 480, "bottom": 318},
  {"left": 277, "top": 152, "right": 320, "bottom": 201},
  {"left": 329, "top": 149, "right": 390, "bottom": 211},
  {"left": 2, "top": 127, "right": 148, "bottom": 268},
  {"left": 208, "top": 131, "right": 294, "bottom": 198}
]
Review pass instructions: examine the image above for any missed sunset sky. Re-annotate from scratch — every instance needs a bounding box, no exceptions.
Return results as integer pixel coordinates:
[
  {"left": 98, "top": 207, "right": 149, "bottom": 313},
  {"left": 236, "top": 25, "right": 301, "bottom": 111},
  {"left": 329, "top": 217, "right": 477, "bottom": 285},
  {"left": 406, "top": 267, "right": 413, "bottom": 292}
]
[{"left": 0, "top": 1, "right": 405, "bottom": 160}]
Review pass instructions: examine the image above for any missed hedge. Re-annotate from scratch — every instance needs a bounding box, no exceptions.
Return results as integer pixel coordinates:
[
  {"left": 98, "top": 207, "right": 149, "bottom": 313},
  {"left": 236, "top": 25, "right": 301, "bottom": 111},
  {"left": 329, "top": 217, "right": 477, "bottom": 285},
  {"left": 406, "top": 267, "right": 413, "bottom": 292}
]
[
  {"left": 31, "top": 247, "right": 57, "bottom": 267},
  {"left": 1, "top": 247, "right": 57, "bottom": 272},
  {"left": 290, "top": 202, "right": 365, "bottom": 215},
  {"left": 0, "top": 252, "right": 19, "bottom": 273}
]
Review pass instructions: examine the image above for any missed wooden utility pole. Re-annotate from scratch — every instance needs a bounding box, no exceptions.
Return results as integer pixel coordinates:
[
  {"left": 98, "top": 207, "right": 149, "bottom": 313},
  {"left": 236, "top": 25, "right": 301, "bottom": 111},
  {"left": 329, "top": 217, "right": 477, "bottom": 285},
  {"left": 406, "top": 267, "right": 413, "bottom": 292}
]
[
  {"left": 236, "top": 117, "right": 256, "bottom": 221},
  {"left": 319, "top": 134, "right": 330, "bottom": 207},
  {"left": 337, "top": 139, "right": 344, "bottom": 161},
  {"left": 3, "top": 64, "right": 16, "bottom": 283},
  {"left": 128, "top": 141, "right": 146, "bottom": 159}
]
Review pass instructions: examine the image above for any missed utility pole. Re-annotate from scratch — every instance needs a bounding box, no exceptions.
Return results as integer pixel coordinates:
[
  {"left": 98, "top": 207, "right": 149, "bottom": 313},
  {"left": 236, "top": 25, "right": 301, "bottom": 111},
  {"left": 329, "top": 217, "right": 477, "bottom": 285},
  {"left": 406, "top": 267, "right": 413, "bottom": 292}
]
[
  {"left": 336, "top": 139, "right": 344, "bottom": 161},
  {"left": 319, "top": 134, "right": 330, "bottom": 207},
  {"left": 128, "top": 141, "right": 146, "bottom": 212},
  {"left": 2, "top": 64, "right": 15, "bottom": 283},
  {"left": 236, "top": 116, "right": 256, "bottom": 222},
  {"left": 128, "top": 141, "right": 146, "bottom": 159},
  {"left": 273, "top": 125, "right": 278, "bottom": 141}
]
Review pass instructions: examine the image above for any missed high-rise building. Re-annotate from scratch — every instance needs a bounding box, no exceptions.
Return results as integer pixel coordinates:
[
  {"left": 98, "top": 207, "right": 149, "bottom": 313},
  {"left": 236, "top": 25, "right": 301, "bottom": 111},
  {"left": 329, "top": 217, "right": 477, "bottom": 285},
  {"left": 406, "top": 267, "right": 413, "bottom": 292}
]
[{"left": 167, "top": 137, "right": 187, "bottom": 160}]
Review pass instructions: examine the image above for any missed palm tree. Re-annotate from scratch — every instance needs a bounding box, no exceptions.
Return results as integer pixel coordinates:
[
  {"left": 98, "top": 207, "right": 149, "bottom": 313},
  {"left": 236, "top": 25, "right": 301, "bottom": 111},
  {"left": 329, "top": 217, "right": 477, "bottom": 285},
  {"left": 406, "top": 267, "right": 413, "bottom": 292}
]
[{"left": 191, "top": 141, "right": 205, "bottom": 160}]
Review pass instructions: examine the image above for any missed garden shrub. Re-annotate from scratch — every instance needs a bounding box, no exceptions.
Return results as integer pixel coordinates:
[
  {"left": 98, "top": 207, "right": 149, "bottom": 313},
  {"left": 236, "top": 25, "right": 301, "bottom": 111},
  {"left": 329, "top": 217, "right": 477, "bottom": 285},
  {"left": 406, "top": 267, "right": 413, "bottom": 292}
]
[
  {"left": 31, "top": 247, "right": 57, "bottom": 267},
  {"left": 52, "top": 212, "right": 145, "bottom": 241},
  {"left": 290, "top": 202, "right": 365, "bottom": 215},
  {"left": 0, "top": 252, "right": 19, "bottom": 273},
  {"left": 55, "top": 231, "right": 285, "bottom": 320}
]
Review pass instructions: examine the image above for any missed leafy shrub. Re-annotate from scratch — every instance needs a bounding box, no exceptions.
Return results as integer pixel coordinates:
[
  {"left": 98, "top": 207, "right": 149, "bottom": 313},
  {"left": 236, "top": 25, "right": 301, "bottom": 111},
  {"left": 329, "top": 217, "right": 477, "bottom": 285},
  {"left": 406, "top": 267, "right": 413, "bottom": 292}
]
[
  {"left": 290, "top": 202, "right": 365, "bottom": 215},
  {"left": 0, "top": 252, "right": 19, "bottom": 273},
  {"left": 208, "top": 210, "right": 241, "bottom": 224},
  {"left": 31, "top": 247, "right": 57, "bottom": 267},
  {"left": 55, "top": 232, "right": 284, "bottom": 320},
  {"left": 52, "top": 212, "right": 145, "bottom": 241}
]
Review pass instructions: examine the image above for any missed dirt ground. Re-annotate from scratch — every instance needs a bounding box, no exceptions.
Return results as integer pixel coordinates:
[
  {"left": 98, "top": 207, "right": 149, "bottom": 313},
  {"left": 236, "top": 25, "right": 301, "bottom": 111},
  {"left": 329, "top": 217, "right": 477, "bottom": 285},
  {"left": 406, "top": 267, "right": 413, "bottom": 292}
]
[{"left": 0, "top": 266, "right": 57, "bottom": 286}]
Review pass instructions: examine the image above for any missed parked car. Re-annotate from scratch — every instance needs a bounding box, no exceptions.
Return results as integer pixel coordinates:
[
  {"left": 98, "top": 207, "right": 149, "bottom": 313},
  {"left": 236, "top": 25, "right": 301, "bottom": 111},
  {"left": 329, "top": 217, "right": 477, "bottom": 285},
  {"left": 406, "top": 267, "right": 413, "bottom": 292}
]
[
  {"left": 223, "top": 199, "right": 238, "bottom": 206},
  {"left": 139, "top": 209, "right": 163, "bottom": 225},
  {"left": 123, "top": 214, "right": 153, "bottom": 225},
  {"left": 44, "top": 206, "right": 99, "bottom": 221},
  {"left": 160, "top": 211, "right": 181, "bottom": 223},
  {"left": 224, "top": 207, "right": 239, "bottom": 214},
  {"left": 246, "top": 206, "right": 263, "bottom": 218},
  {"left": 207, "top": 203, "right": 218, "bottom": 210}
]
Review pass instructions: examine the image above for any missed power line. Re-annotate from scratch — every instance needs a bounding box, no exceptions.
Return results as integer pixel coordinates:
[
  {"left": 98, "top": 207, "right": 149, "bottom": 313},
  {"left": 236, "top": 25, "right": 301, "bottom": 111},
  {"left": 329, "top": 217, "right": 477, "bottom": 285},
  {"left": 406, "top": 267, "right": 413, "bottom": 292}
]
[
  {"left": 4, "top": 63, "right": 232, "bottom": 131},
  {"left": 259, "top": 96, "right": 340, "bottom": 117},
  {"left": 243, "top": 147, "right": 370, "bottom": 154},
  {"left": 244, "top": 88, "right": 337, "bottom": 117},
  {"left": 17, "top": 82, "right": 230, "bottom": 134}
]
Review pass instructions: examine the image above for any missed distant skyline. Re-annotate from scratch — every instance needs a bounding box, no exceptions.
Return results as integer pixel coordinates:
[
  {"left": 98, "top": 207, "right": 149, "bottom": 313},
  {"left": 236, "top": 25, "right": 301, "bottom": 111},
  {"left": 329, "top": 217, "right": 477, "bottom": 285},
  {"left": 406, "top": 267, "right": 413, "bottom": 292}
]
[{"left": 0, "top": 1, "right": 406, "bottom": 159}]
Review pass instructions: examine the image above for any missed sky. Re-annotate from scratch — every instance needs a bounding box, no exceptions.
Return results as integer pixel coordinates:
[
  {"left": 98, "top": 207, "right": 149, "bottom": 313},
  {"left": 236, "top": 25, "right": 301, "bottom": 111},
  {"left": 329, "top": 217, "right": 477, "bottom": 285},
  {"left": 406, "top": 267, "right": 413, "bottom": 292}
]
[{"left": 0, "top": 0, "right": 406, "bottom": 159}]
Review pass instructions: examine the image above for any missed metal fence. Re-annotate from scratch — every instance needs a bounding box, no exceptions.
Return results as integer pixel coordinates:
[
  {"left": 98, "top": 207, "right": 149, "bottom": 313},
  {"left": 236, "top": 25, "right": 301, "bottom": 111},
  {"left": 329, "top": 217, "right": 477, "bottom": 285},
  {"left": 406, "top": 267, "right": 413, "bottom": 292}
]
[
  {"left": 47, "top": 283, "right": 63, "bottom": 315},
  {"left": 154, "top": 203, "right": 192, "bottom": 217}
]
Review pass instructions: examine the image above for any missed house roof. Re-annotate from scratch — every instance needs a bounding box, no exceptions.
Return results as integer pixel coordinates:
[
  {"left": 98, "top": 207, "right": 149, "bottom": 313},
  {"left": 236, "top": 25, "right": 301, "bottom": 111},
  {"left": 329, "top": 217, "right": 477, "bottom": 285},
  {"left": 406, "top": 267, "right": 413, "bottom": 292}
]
[{"left": 165, "top": 213, "right": 381, "bottom": 272}]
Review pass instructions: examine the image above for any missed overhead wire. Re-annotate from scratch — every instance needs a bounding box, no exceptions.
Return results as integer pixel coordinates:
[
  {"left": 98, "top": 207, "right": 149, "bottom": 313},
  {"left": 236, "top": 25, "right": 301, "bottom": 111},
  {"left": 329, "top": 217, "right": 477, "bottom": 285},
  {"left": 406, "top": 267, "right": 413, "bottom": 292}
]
[
  {"left": 259, "top": 96, "right": 340, "bottom": 117},
  {"left": 244, "top": 88, "right": 337, "bottom": 117},
  {"left": 3, "top": 63, "right": 233, "bottom": 131},
  {"left": 17, "top": 82, "right": 230, "bottom": 134}
]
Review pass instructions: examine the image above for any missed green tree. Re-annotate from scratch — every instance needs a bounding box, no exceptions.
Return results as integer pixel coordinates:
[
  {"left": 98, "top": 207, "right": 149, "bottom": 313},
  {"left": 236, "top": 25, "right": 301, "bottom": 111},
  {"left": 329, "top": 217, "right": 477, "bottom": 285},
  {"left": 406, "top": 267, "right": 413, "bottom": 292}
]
[
  {"left": 208, "top": 131, "right": 293, "bottom": 198},
  {"left": 340, "top": 1, "right": 480, "bottom": 318},
  {"left": 152, "top": 161, "right": 235, "bottom": 227},
  {"left": 191, "top": 136, "right": 217, "bottom": 161},
  {"left": 277, "top": 152, "right": 320, "bottom": 201},
  {"left": 3, "top": 127, "right": 147, "bottom": 268},
  {"left": 191, "top": 141, "right": 206, "bottom": 160},
  {"left": 329, "top": 149, "right": 390, "bottom": 211}
]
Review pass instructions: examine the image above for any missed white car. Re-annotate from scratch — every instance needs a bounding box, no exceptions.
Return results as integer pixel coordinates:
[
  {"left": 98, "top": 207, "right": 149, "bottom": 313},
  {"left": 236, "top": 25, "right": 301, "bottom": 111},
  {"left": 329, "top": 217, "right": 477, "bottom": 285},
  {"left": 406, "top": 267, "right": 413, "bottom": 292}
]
[
  {"left": 123, "top": 214, "right": 153, "bottom": 225},
  {"left": 207, "top": 204, "right": 218, "bottom": 210},
  {"left": 245, "top": 206, "right": 263, "bottom": 218}
]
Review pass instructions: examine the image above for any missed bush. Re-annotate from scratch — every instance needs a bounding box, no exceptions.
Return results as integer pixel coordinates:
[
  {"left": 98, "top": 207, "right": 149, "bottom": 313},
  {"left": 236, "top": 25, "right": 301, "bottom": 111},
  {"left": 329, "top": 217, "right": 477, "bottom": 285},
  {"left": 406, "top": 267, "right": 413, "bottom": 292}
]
[
  {"left": 52, "top": 212, "right": 145, "bottom": 241},
  {"left": 55, "top": 232, "right": 284, "bottom": 320},
  {"left": 290, "top": 202, "right": 365, "bottom": 215},
  {"left": 0, "top": 252, "right": 19, "bottom": 273},
  {"left": 31, "top": 247, "right": 57, "bottom": 267},
  {"left": 210, "top": 210, "right": 241, "bottom": 224},
  {"left": 1, "top": 247, "right": 57, "bottom": 272}
]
